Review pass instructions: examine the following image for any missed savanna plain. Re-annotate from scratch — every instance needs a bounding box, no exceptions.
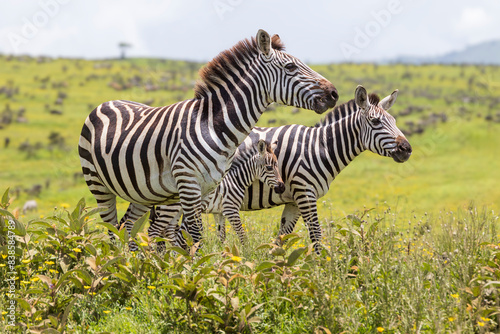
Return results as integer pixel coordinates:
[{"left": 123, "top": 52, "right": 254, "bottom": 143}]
[{"left": 0, "top": 56, "right": 499, "bottom": 333}]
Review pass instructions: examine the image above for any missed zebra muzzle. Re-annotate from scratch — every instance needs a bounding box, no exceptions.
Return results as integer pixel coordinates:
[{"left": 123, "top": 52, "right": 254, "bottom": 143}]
[
  {"left": 391, "top": 137, "right": 412, "bottom": 163},
  {"left": 274, "top": 182, "right": 286, "bottom": 194}
]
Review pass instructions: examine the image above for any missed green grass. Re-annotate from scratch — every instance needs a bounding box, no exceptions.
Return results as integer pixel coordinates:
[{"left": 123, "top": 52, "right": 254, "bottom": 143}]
[
  {"left": 1, "top": 197, "right": 499, "bottom": 333},
  {"left": 0, "top": 56, "right": 499, "bottom": 224}
]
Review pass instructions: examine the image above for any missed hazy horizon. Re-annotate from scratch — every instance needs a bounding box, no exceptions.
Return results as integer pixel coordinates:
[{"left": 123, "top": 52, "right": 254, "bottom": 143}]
[{"left": 1, "top": 0, "right": 499, "bottom": 63}]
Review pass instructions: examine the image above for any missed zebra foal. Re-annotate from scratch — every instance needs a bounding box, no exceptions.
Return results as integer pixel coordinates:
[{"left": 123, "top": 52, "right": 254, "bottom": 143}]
[{"left": 149, "top": 139, "right": 284, "bottom": 248}]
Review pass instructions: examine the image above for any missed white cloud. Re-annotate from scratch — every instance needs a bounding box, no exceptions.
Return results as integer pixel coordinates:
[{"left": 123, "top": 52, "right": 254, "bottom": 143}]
[{"left": 457, "top": 7, "right": 492, "bottom": 30}]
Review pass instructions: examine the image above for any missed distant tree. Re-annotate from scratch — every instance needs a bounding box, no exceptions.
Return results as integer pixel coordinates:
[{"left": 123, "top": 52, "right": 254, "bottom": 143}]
[{"left": 118, "top": 42, "right": 132, "bottom": 60}]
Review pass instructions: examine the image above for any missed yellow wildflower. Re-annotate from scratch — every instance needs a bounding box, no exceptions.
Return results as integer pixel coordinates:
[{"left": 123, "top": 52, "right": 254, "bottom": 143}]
[
  {"left": 0, "top": 264, "right": 5, "bottom": 267},
  {"left": 231, "top": 256, "right": 242, "bottom": 262},
  {"left": 45, "top": 261, "right": 55, "bottom": 265},
  {"left": 21, "top": 259, "right": 30, "bottom": 264},
  {"left": 147, "top": 286, "right": 156, "bottom": 290},
  {"left": 88, "top": 292, "right": 96, "bottom": 295},
  {"left": 451, "top": 293, "right": 459, "bottom": 299},
  {"left": 481, "top": 316, "right": 490, "bottom": 322},
  {"left": 103, "top": 310, "right": 111, "bottom": 314},
  {"left": 139, "top": 242, "right": 148, "bottom": 247},
  {"left": 84, "top": 286, "right": 91, "bottom": 289},
  {"left": 326, "top": 256, "right": 331, "bottom": 262},
  {"left": 21, "top": 280, "right": 30, "bottom": 284},
  {"left": 478, "top": 321, "right": 485, "bottom": 327},
  {"left": 73, "top": 248, "right": 82, "bottom": 253},
  {"left": 31, "top": 277, "right": 40, "bottom": 282},
  {"left": 49, "top": 269, "right": 59, "bottom": 274},
  {"left": 448, "top": 317, "right": 455, "bottom": 322},
  {"left": 377, "top": 327, "right": 384, "bottom": 332},
  {"left": 1, "top": 254, "right": 7, "bottom": 259},
  {"left": 60, "top": 203, "right": 70, "bottom": 209},
  {"left": 1, "top": 312, "right": 7, "bottom": 315},
  {"left": 125, "top": 307, "right": 132, "bottom": 310}
]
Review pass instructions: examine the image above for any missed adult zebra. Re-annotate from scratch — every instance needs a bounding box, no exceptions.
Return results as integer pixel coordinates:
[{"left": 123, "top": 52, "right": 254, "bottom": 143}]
[
  {"left": 78, "top": 29, "right": 338, "bottom": 250},
  {"left": 155, "top": 86, "right": 411, "bottom": 252},
  {"left": 149, "top": 139, "right": 284, "bottom": 249}
]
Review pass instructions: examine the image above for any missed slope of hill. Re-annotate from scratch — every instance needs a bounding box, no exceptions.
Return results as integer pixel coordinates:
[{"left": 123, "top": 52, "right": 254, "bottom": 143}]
[{"left": 392, "top": 40, "right": 500, "bottom": 65}]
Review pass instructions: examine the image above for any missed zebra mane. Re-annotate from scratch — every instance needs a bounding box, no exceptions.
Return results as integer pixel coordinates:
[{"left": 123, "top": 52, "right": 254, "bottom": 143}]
[
  {"left": 194, "top": 35, "right": 285, "bottom": 99},
  {"left": 315, "top": 93, "right": 381, "bottom": 127}
]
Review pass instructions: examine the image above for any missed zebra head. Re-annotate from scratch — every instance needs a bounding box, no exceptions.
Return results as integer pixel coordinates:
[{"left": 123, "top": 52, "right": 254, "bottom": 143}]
[
  {"left": 256, "top": 139, "right": 285, "bottom": 194},
  {"left": 256, "top": 29, "right": 338, "bottom": 114},
  {"left": 355, "top": 85, "right": 412, "bottom": 163}
]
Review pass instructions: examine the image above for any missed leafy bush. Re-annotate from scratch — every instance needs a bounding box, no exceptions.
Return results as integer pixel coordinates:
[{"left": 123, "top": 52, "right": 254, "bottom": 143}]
[{"left": 1, "top": 189, "right": 499, "bottom": 333}]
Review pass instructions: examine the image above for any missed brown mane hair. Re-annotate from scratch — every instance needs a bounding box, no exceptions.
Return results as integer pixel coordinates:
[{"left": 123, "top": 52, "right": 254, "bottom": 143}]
[
  {"left": 368, "top": 93, "right": 380, "bottom": 105},
  {"left": 194, "top": 34, "right": 286, "bottom": 99}
]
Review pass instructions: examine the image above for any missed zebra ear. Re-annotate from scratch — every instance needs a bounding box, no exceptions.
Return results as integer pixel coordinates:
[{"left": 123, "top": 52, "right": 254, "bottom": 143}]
[
  {"left": 355, "top": 85, "right": 369, "bottom": 110},
  {"left": 379, "top": 89, "right": 398, "bottom": 111},
  {"left": 256, "top": 29, "right": 272, "bottom": 56},
  {"left": 270, "top": 140, "right": 278, "bottom": 153},
  {"left": 257, "top": 139, "right": 267, "bottom": 157}
]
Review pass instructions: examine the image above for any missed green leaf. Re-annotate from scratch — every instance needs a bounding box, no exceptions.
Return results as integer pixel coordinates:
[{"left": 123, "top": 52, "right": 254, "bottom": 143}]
[
  {"left": 193, "top": 253, "right": 217, "bottom": 269},
  {"left": 26, "top": 289, "right": 45, "bottom": 295},
  {"left": 286, "top": 247, "right": 306, "bottom": 267},
  {"left": 13, "top": 219, "right": 27, "bottom": 236},
  {"left": 231, "top": 243, "right": 240, "bottom": 257},
  {"left": 347, "top": 214, "right": 362, "bottom": 227},
  {"left": 167, "top": 246, "right": 190, "bottom": 257},
  {"left": 200, "top": 313, "right": 224, "bottom": 324},
  {"left": 41, "top": 328, "right": 60, "bottom": 334},
  {"left": 74, "top": 269, "right": 92, "bottom": 285},
  {"left": 15, "top": 298, "right": 31, "bottom": 312},
  {"left": 256, "top": 261, "right": 275, "bottom": 272},
  {"left": 55, "top": 270, "right": 76, "bottom": 291},
  {"left": 82, "top": 206, "right": 107, "bottom": 219},
  {"left": 1, "top": 188, "right": 10, "bottom": 208},
  {"left": 0, "top": 208, "right": 15, "bottom": 219},
  {"left": 130, "top": 211, "right": 150, "bottom": 238},
  {"left": 101, "top": 256, "right": 124, "bottom": 271},
  {"left": 97, "top": 222, "right": 119, "bottom": 236},
  {"left": 59, "top": 297, "right": 77, "bottom": 330},
  {"left": 70, "top": 198, "right": 86, "bottom": 221}
]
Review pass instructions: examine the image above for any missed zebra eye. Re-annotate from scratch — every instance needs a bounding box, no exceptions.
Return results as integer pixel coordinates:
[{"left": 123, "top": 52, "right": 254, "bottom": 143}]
[
  {"left": 265, "top": 166, "right": 273, "bottom": 171},
  {"left": 371, "top": 118, "right": 382, "bottom": 126},
  {"left": 284, "top": 62, "right": 298, "bottom": 72}
]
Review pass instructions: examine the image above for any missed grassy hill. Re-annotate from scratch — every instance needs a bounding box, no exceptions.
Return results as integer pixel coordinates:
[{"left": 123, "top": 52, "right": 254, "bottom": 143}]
[{"left": 0, "top": 55, "right": 499, "bottom": 226}]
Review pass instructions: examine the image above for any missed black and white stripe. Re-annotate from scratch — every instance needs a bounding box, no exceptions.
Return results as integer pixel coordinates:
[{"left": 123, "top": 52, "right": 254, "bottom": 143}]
[
  {"left": 160, "top": 86, "right": 411, "bottom": 252},
  {"left": 149, "top": 139, "right": 284, "bottom": 248},
  {"left": 78, "top": 29, "right": 338, "bottom": 250}
]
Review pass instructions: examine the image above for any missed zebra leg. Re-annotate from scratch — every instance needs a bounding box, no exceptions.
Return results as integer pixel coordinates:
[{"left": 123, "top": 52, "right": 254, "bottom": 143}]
[
  {"left": 121, "top": 203, "right": 151, "bottom": 252},
  {"left": 294, "top": 189, "right": 323, "bottom": 254},
  {"left": 176, "top": 182, "right": 203, "bottom": 250},
  {"left": 222, "top": 208, "right": 248, "bottom": 245},
  {"left": 147, "top": 203, "right": 183, "bottom": 252},
  {"left": 276, "top": 202, "right": 301, "bottom": 245},
  {"left": 83, "top": 176, "right": 119, "bottom": 240},
  {"left": 214, "top": 213, "right": 227, "bottom": 244}
]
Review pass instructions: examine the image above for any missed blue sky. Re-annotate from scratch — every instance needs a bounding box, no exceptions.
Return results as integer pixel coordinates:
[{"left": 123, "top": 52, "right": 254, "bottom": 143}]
[{"left": 1, "top": 0, "right": 499, "bottom": 63}]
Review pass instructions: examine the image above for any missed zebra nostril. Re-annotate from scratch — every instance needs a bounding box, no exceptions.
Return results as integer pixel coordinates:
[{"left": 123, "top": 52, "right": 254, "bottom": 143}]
[{"left": 331, "top": 88, "right": 339, "bottom": 101}]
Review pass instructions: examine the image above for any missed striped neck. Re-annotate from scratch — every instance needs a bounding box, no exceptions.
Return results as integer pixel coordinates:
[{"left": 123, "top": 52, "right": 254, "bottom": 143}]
[
  {"left": 320, "top": 111, "right": 365, "bottom": 174},
  {"left": 227, "top": 154, "right": 260, "bottom": 190}
]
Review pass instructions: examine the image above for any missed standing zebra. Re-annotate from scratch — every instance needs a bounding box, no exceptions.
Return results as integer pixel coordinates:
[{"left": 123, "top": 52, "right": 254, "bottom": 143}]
[
  {"left": 156, "top": 86, "right": 411, "bottom": 252},
  {"left": 149, "top": 139, "right": 284, "bottom": 248},
  {"left": 78, "top": 29, "right": 338, "bottom": 250}
]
